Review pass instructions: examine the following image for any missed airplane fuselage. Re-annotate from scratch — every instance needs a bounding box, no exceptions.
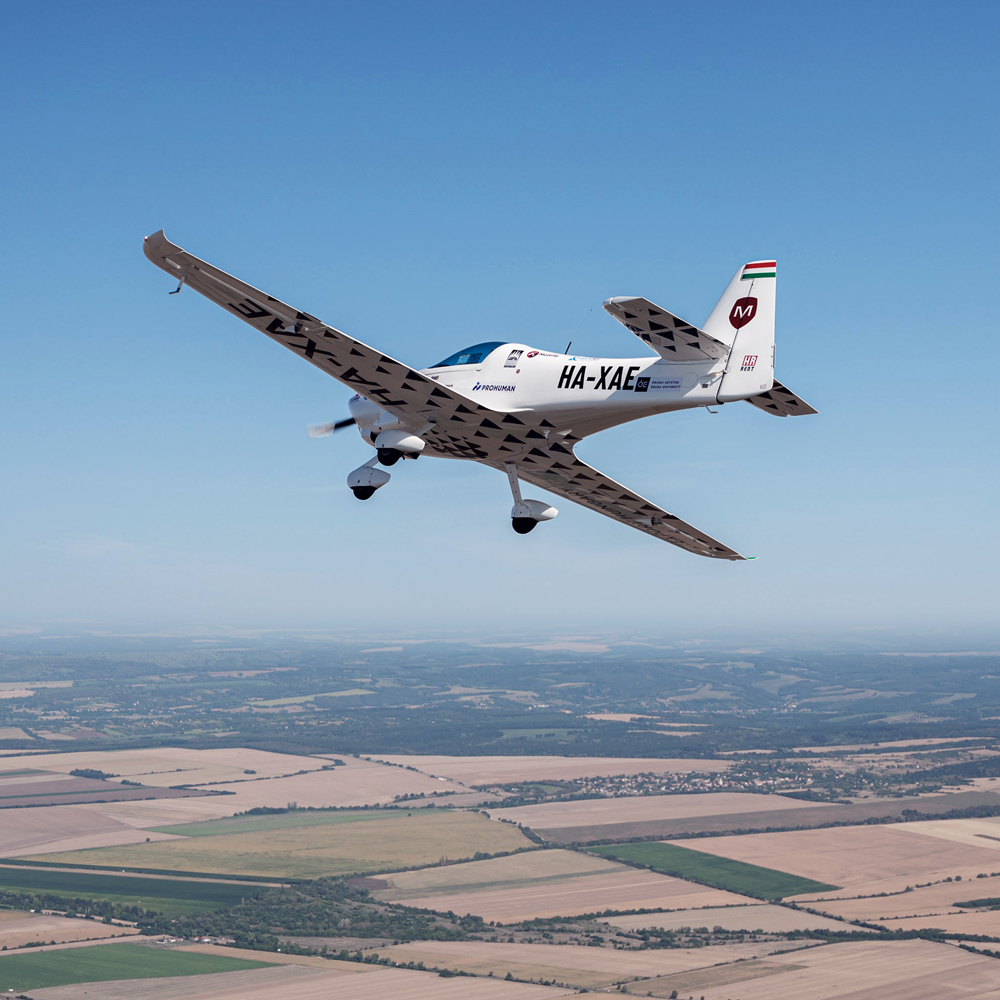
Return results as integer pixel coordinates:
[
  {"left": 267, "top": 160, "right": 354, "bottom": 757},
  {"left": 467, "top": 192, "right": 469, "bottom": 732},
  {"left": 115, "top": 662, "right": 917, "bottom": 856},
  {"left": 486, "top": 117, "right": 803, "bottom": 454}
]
[{"left": 350, "top": 342, "right": 727, "bottom": 459}]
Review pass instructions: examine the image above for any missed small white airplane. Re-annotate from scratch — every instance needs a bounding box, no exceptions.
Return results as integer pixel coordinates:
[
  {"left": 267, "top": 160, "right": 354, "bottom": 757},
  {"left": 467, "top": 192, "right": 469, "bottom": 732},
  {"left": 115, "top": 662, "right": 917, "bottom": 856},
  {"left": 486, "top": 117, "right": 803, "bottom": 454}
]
[{"left": 144, "top": 232, "right": 816, "bottom": 560}]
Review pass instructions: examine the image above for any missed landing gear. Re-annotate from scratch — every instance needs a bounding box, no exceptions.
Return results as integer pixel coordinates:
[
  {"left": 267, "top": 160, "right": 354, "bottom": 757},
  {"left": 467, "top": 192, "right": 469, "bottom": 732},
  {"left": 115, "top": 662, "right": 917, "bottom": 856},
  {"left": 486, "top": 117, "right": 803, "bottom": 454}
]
[
  {"left": 377, "top": 447, "right": 403, "bottom": 466},
  {"left": 505, "top": 463, "right": 558, "bottom": 535},
  {"left": 347, "top": 457, "right": 390, "bottom": 499}
]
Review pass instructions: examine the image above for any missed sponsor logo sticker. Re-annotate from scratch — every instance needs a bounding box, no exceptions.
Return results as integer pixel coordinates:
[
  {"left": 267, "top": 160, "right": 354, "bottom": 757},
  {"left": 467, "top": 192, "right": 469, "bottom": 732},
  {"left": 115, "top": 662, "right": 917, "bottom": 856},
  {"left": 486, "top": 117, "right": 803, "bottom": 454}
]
[
  {"left": 729, "top": 297, "right": 758, "bottom": 329},
  {"left": 526, "top": 351, "right": 539, "bottom": 358},
  {"left": 472, "top": 382, "right": 516, "bottom": 392},
  {"left": 504, "top": 350, "right": 523, "bottom": 368},
  {"left": 634, "top": 376, "right": 650, "bottom": 393},
  {"left": 740, "top": 354, "right": 758, "bottom": 371}
]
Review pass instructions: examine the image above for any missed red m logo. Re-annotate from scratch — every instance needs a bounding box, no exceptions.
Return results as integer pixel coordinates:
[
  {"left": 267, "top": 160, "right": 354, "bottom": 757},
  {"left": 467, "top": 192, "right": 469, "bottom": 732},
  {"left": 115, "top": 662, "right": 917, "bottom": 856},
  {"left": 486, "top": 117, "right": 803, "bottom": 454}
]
[{"left": 729, "top": 296, "right": 758, "bottom": 329}]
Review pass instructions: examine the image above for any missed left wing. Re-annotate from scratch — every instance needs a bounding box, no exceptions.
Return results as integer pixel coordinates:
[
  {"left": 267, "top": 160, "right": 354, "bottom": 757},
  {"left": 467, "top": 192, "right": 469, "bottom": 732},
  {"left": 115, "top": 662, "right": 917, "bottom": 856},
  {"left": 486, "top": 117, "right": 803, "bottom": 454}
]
[
  {"left": 502, "top": 444, "right": 745, "bottom": 560},
  {"left": 603, "top": 296, "right": 730, "bottom": 362},
  {"left": 142, "top": 230, "right": 506, "bottom": 446}
]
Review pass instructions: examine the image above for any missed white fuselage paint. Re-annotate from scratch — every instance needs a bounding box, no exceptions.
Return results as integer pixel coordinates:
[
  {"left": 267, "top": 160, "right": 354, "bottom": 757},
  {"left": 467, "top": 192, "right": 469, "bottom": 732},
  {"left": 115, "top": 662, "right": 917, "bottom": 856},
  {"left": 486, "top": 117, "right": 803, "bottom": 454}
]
[{"left": 349, "top": 343, "right": 728, "bottom": 459}]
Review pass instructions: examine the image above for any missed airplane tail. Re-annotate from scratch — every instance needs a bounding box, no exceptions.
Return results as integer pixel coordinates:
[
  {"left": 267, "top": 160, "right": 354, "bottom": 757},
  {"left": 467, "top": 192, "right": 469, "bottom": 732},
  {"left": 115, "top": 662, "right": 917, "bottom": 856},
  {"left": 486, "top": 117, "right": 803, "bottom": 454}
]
[{"left": 704, "top": 260, "right": 777, "bottom": 403}]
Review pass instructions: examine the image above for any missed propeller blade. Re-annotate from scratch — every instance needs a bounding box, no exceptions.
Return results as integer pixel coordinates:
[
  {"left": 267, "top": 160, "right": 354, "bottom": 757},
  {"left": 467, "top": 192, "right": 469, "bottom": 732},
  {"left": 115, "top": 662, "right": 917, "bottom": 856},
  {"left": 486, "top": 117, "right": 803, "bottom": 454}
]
[{"left": 308, "top": 417, "right": 356, "bottom": 438}]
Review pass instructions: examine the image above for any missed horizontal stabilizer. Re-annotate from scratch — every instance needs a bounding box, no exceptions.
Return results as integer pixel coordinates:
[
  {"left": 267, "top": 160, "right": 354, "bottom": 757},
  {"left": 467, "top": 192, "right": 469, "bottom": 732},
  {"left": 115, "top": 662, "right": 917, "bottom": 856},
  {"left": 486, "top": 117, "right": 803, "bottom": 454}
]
[
  {"left": 603, "top": 297, "right": 729, "bottom": 362},
  {"left": 745, "top": 379, "right": 818, "bottom": 417}
]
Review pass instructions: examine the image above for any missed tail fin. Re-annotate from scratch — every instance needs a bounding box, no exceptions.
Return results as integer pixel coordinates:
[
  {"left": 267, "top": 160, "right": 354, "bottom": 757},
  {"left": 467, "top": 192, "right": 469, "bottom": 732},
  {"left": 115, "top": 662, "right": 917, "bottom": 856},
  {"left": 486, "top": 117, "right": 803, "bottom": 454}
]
[{"left": 705, "top": 260, "right": 776, "bottom": 403}]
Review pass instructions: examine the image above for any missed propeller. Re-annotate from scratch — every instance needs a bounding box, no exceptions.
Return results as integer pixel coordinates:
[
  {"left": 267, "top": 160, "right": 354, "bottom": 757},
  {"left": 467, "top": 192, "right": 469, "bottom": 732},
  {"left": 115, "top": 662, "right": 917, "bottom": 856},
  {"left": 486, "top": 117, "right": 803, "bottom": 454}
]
[{"left": 307, "top": 417, "right": 356, "bottom": 438}]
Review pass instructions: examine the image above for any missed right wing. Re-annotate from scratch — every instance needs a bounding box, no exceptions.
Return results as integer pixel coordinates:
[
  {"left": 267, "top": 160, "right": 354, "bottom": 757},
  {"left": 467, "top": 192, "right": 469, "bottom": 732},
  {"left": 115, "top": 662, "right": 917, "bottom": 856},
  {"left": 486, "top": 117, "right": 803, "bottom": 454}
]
[
  {"left": 603, "top": 296, "right": 730, "bottom": 362},
  {"left": 142, "top": 230, "right": 504, "bottom": 437},
  {"left": 744, "top": 379, "right": 818, "bottom": 417},
  {"left": 508, "top": 444, "right": 745, "bottom": 560}
]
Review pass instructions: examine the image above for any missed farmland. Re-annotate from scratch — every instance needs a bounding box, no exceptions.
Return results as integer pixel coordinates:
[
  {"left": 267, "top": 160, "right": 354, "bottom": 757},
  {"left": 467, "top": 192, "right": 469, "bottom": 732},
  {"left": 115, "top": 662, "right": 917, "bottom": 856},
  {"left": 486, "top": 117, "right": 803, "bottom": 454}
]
[
  {"left": 375, "top": 848, "right": 754, "bottom": 921},
  {"left": 0, "top": 943, "right": 273, "bottom": 992},
  {"left": 0, "top": 864, "right": 264, "bottom": 916},
  {"left": 590, "top": 842, "right": 837, "bottom": 898},
  {"left": 668, "top": 825, "right": 1000, "bottom": 896},
  {"left": 26, "top": 809, "right": 534, "bottom": 879}
]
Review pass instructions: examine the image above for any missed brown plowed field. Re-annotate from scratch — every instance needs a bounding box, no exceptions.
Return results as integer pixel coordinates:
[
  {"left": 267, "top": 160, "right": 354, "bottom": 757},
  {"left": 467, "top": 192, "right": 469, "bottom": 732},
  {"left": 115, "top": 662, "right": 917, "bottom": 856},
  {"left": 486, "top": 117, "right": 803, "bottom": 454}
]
[{"left": 493, "top": 791, "right": 828, "bottom": 830}]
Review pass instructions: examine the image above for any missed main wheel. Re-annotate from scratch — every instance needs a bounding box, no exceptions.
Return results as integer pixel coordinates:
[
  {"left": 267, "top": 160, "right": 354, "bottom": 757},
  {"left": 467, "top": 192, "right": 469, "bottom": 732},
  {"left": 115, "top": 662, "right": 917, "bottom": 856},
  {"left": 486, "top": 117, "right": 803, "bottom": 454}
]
[
  {"left": 377, "top": 448, "right": 402, "bottom": 466},
  {"left": 512, "top": 517, "right": 537, "bottom": 534},
  {"left": 352, "top": 486, "right": 376, "bottom": 500}
]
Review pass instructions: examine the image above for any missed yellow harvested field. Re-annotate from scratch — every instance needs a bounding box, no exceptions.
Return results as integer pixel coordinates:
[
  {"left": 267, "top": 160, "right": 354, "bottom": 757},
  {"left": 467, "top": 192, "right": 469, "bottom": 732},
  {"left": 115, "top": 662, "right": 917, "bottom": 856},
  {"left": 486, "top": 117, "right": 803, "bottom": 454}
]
[
  {"left": 377, "top": 848, "right": 752, "bottom": 922},
  {"left": 606, "top": 904, "right": 859, "bottom": 935},
  {"left": 671, "top": 824, "right": 1000, "bottom": 898},
  {"left": 25, "top": 810, "right": 533, "bottom": 878},
  {"left": 806, "top": 876, "right": 1000, "bottom": 922},
  {"left": 493, "top": 791, "right": 828, "bottom": 830},
  {"left": 0, "top": 910, "right": 140, "bottom": 948},
  {"left": 618, "top": 938, "right": 1000, "bottom": 1000},
  {"left": 28, "top": 961, "right": 576, "bottom": 1000},
  {"left": 64, "top": 755, "right": 467, "bottom": 828},
  {"left": 0, "top": 805, "right": 181, "bottom": 857},
  {"left": 891, "top": 815, "right": 1000, "bottom": 850},
  {"left": 370, "top": 755, "right": 730, "bottom": 785},
  {"left": 884, "top": 910, "right": 1000, "bottom": 934},
  {"left": 379, "top": 939, "right": 779, "bottom": 990},
  {"left": 0, "top": 727, "right": 31, "bottom": 739}
]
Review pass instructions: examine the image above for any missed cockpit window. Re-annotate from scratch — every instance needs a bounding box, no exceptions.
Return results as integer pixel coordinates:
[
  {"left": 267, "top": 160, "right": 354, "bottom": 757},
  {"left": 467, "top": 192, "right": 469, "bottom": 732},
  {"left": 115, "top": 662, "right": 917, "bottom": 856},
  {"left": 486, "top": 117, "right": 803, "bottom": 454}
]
[{"left": 430, "top": 342, "right": 506, "bottom": 368}]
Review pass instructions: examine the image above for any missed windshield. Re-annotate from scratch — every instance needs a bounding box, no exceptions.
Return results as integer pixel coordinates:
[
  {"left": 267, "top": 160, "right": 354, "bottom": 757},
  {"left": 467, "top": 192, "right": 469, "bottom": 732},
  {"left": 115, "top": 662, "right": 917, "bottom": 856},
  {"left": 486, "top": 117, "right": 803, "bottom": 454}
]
[{"left": 429, "top": 342, "right": 506, "bottom": 368}]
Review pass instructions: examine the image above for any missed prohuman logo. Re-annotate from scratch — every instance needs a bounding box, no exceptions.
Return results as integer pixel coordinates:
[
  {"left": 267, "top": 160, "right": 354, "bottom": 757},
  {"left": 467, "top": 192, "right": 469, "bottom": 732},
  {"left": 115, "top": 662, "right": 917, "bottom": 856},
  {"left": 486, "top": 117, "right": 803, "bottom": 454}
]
[{"left": 729, "top": 296, "right": 758, "bottom": 329}]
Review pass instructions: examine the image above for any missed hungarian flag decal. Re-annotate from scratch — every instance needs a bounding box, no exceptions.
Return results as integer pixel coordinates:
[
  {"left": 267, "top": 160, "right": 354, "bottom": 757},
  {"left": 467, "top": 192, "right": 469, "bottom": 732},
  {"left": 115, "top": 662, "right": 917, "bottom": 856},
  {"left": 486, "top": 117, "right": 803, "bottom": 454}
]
[{"left": 741, "top": 260, "right": 776, "bottom": 280}]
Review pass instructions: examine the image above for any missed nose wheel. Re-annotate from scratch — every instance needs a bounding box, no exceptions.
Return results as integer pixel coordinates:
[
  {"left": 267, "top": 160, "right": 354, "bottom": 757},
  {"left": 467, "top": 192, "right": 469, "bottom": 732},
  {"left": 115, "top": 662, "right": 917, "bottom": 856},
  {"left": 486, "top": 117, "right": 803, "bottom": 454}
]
[{"left": 512, "top": 517, "right": 537, "bottom": 534}]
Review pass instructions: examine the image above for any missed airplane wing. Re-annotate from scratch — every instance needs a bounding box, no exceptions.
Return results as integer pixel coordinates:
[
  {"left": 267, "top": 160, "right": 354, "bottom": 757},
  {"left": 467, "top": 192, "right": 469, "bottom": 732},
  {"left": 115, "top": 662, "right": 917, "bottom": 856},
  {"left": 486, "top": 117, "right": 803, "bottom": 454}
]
[
  {"left": 506, "top": 444, "right": 745, "bottom": 560},
  {"left": 603, "top": 296, "right": 730, "bottom": 362},
  {"left": 744, "top": 379, "right": 818, "bottom": 417},
  {"left": 142, "top": 230, "right": 505, "bottom": 442}
]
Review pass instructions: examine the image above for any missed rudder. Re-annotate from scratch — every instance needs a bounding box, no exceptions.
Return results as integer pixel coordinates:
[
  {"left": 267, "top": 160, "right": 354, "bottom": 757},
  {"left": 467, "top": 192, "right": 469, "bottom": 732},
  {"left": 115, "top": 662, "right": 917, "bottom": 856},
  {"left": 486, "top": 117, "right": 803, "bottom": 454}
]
[{"left": 707, "top": 260, "right": 777, "bottom": 403}]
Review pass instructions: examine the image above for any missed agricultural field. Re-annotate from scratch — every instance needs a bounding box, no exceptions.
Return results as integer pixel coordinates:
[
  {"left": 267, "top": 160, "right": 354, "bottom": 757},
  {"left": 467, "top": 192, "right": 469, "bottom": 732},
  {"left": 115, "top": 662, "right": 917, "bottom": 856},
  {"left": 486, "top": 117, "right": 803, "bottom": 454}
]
[
  {"left": 605, "top": 904, "right": 861, "bottom": 935},
  {"left": 619, "top": 938, "right": 1000, "bottom": 1000},
  {"left": 0, "top": 804, "right": 181, "bottom": 856},
  {"left": 374, "top": 848, "right": 753, "bottom": 922},
  {"left": 0, "top": 942, "right": 273, "bottom": 992},
  {"left": 0, "top": 864, "right": 271, "bottom": 919},
  {"left": 801, "top": 874, "right": 1000, "bottom": 923},
  {"left": 25, "top": 954, "right": 580, "bottom": 999},
  {"left": 672, "top": 823, "right": 1000, "bottom": 898},
  {"left": 490, "top": 791, "right": 826, "bottom": 835},
  {"left": 25, "top": 809, "right": 533, "bottom": 879},
  {"left": 377, "top": 938, "right": 781, "bottom": 990},
  {"left": 590, "top": 842, "right": 835, "bottom": 898},
  {"left": 0, "top": 908, "right": 141, "bottom": 948},
  {"left": 373, "top": 755, "right": 731, "bottom": 785}
]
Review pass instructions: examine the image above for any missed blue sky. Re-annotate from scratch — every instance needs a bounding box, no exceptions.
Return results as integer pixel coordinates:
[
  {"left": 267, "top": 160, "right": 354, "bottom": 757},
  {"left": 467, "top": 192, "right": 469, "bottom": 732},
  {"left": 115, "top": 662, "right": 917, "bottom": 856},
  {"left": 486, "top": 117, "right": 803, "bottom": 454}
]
[{"left": 2, "top": 1, "right": 998, "bottom": 637}]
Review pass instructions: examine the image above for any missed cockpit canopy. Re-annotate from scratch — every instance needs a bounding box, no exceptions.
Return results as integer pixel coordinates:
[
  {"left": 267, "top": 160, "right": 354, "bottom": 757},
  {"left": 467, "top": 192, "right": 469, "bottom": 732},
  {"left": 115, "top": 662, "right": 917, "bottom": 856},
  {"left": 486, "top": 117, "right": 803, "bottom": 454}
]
[{"left": 429, "top": 341, "right": 506, "bottom": 368}]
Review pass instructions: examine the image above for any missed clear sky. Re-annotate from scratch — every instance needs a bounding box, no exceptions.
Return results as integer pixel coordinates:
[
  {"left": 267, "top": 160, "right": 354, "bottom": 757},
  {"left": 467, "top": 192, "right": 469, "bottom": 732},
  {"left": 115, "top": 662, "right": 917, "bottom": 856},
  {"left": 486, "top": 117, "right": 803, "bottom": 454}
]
[{"left": 2, "top": 1, "right": 998, "bottom": 638}]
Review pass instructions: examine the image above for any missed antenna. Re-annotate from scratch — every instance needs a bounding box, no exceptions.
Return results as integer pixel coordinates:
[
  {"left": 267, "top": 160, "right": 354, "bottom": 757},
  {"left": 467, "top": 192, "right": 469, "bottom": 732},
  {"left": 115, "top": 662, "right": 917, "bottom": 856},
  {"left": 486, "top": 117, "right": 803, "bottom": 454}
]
[{"left": 564, "top": 341, "right": 572, "bottom": 354}]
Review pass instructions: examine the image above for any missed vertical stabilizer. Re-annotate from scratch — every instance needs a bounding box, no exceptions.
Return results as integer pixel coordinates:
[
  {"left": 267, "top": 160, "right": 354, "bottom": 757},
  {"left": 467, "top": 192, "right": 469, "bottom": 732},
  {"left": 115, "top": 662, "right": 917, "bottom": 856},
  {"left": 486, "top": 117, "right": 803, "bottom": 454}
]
[{"left": 710, "top": 260, "right": 776, "bottom": 402}]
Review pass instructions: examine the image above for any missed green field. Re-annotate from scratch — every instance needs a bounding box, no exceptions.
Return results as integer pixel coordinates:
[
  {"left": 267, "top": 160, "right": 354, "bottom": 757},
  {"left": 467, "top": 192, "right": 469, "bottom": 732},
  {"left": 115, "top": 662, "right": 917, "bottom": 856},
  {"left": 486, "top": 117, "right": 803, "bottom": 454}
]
[
  {"left": 149, "top": 807, "right": 394, "bottom": 837},
  {"left": 0, "top": 865, "right": 257, "bottom": 915},
  {"left": 0, "top": 943, "right": 273, "bottom": 991},
  {"left": 590, "top": 842, "right": 838, "bottom": 899}
]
